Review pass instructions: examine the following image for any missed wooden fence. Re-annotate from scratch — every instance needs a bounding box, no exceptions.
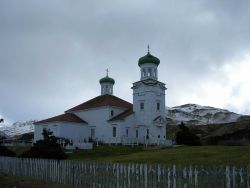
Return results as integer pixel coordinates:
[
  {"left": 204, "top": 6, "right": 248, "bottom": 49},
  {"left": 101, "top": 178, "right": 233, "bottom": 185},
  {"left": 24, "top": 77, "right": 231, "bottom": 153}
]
[{"left": 0, "top": 156, "right": 250, "bottom": 188}]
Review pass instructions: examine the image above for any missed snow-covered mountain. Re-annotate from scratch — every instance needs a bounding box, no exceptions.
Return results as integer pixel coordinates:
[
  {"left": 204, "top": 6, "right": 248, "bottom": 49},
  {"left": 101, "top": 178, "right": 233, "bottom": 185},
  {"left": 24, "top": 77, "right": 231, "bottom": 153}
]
[
  {"left": 166, "top": 104, "right": 243, "bottom": 125},
  {"left": 0, "top": 120, "right": 35, "bottom": 136},
  {"left": 0, "top": 131, "right": 9, "bottom": 138}
]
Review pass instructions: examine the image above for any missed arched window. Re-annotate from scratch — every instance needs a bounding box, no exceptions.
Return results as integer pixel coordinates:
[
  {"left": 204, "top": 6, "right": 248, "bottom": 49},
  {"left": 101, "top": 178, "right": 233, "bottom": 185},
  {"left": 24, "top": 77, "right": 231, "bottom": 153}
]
[
  {"left": 126, "top": 128, "right": 129, "bottom": 136},
  {"left": 113, "top": 127, "right": 116, "bottom": 137},
  {"left": 148, "top": 68, "right": 152, "bottom": 76},
  {"left": 142, "top": 68, "right": 146, "bottom": 77},
  {"left": 157, "top": 102, "right": 160, "bottom": 110}
]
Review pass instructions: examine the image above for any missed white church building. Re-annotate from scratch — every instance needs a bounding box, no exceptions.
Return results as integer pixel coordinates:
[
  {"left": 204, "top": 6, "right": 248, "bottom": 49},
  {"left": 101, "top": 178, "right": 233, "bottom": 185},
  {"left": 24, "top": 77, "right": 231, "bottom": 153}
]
[{"left": 34, "top": 49, "right": 167, "bottom": 146}]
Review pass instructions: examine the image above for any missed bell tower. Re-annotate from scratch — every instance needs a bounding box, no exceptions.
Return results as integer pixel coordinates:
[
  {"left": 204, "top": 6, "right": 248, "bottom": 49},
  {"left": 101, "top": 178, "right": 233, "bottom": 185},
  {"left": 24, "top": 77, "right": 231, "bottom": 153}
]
[{"left": 132, "top": 47, "right": 166, "bottom": 143}]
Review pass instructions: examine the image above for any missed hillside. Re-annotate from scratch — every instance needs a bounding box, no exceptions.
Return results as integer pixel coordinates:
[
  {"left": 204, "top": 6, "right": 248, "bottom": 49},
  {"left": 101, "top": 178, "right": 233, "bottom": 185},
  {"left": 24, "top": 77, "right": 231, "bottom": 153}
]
[
  {"left": 166, "top": 103, "right": 244, "bottom": 125},
  {"left": 167, "top": 117, "right": 250, "bottom": 145}
]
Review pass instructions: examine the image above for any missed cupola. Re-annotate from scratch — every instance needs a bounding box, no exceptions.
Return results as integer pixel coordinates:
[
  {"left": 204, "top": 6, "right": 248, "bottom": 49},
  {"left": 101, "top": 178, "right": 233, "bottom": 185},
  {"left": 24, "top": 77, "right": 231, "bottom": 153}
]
[
  {"left": 99, "top": 69, "right": 115, "bottom": 95},
  {"left": 138, "top": 46, "right": 160, "bottom": 81}
]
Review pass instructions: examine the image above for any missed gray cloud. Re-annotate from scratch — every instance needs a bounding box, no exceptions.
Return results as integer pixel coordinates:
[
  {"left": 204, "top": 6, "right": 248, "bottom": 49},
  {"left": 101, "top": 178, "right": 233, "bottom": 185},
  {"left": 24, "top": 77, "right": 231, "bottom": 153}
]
[{"left": 1, "top": 0, "right": 250, "bottom": 123}]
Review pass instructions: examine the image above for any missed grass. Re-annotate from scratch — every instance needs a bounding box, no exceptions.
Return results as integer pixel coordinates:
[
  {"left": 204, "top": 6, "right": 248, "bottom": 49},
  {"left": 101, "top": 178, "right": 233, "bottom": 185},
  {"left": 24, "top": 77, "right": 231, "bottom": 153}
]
[
  {"left": 68, "top": 145, "right": 250, "bottom": 166},
  {"left": 11, "top": 146, "right": 31, "bottom": 155},
  {"left": 69, "top": 145, "right": 143, "bottom": 160},
  {"left": 0, "top": 173, "right": 70, "bottom": 188}
]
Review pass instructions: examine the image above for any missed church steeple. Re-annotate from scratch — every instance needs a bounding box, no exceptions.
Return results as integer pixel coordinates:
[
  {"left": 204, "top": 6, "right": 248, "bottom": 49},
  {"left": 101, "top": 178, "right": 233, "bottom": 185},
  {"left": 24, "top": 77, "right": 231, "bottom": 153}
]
[
  {"left": 138, "top": 46, "right": 160, "bottom": 81},
  {"left": 99, "top": 69, "right": 115, "bottom": 95}
]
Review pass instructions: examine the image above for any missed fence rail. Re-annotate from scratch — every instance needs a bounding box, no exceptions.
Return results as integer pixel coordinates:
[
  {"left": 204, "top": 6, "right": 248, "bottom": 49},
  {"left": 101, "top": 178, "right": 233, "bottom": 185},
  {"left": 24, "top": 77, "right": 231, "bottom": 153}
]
[{"left": 0, "top": 156, "right": 250, "bottom": 188}]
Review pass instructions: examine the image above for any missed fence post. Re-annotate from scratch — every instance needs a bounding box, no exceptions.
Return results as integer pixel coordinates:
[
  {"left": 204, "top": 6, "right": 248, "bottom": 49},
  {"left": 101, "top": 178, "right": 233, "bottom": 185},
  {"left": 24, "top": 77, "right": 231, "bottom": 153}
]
[
  {"left": 194, "top": 166, "right": 198, "bottom": 188},
  {"left": 183, "top": 166, "right": 187, "bottom": 188},
  {"left": 226, "top": 166, "right": 231, "bottom": 188},
  {"left": 173, "top": 165, "right": 176, "bottom": 188},
  {"left": 239, "top": 167, "right": 244, "bottom": 188},
  {"left": 72, "top": 162, "right": 76, "bottom": 188},
  {"left": 168, "top": 166, "right": 171, "bottom": 188},
  {"left": 189, "top": 165, "right": 193, "bottom": 187}
]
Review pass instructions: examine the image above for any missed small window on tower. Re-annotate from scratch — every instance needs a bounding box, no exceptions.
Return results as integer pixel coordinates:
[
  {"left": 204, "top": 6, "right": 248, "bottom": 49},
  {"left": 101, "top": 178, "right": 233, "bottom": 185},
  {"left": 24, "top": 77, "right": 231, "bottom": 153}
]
[
  {"left": 148, "top": 68, "right": 152, "bottom": 76},
  {"left": 111, "top": 110, "right": 114, "bottom": 116},
  {"left": 136, "top": 129, "right": 139, "bottom": 138},
  {"left": 140, "top": 102, "right": 144, "bottom": 110},
  {"left": 143, "top": 69, "right": 146, "bottom": 77},
  {"left": 157, "top": 102, "right": 160, "bottom": 110}
]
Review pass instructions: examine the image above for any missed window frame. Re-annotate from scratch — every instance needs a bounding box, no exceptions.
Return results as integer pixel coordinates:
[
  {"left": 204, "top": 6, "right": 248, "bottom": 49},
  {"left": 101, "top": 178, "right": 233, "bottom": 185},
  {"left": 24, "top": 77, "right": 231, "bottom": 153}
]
[
  {"left": 113, "top": 127, "right": 116, "bottom": 137},
  {"left": 140, "top": 102, "right": 144, "bottom": 110},
  {"left": 91, "top": 128, "right": 95, "bottom": 138},
  {"left": 157, "top": 102, "right": 160, "bottom": 110}
]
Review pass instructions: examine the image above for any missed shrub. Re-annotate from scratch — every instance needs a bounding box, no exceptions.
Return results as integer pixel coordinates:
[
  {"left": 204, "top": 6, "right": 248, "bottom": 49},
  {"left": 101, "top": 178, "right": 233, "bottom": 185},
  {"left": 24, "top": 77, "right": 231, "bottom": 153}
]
[
  {"left": 0, "top": 146, "right": 16, "bottom": 157},
  {"left": 175, "top": 122, "right": 201, "bottom": 146},
  {"left": 19, "top": 129, "right": 67, "bottom": 160}
]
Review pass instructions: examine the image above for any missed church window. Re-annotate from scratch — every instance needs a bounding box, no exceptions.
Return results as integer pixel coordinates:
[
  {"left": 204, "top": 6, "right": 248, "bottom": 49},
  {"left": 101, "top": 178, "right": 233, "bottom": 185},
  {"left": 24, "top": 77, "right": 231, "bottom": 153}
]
[
  {"left": 91, "top": 128, "right": 95, "bottom": 138},
  {"left": 113, "top": 127, "right": 116, "bottom": 137},
  {"left": 142, "top": 69, "right": 146, "bottom": 77},
  {"left": 111, "top": 110, "right": 114, "bottom": 116},
  {"left": 157, "top": 102, "right": 160, "bottom": 110},
  {"left": 146, "top": 129, "right": 149, "bottom": 139},
  {"left": 126, "top": 128, "right": 129, "bottom": 136},
  {"left": 153, "top": 68, "right": 156, "bottom": 77},
  {"left": 136, "top": 129, "right": 139, "bottom": 138},
  {"left": 140, "top": 102, "right": 144, "bottom": 110},
  {"left": 148, "top": 68, "right": 152, "bottom": 76}
]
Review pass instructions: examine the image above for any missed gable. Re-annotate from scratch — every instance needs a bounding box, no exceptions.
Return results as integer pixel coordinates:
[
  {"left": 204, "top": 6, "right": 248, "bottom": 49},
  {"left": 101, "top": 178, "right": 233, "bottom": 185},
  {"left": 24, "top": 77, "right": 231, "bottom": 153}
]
[
  {"left": 153, "top": 116, "right": 166, "bottom": 124},
  {"left": 108, "top": 108, "right": 134, "bottom": 121}
]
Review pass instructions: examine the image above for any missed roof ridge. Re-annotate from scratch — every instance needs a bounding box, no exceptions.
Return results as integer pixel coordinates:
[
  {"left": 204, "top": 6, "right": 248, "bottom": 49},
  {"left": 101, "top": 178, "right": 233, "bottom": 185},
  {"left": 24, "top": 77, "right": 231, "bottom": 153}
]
[
  {"left": 35, "top": 113, "right": 87, "bottom": 124},
  {"left": 66, "top": 95, "right": 132, "bottom": 112}
]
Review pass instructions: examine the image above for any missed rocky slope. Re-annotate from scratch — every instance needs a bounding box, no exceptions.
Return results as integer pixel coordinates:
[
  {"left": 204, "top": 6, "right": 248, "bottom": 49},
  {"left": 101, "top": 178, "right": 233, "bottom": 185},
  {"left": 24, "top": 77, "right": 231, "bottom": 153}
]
[{"left": 166, "top": 104, "right": 244, "bottom": 125}]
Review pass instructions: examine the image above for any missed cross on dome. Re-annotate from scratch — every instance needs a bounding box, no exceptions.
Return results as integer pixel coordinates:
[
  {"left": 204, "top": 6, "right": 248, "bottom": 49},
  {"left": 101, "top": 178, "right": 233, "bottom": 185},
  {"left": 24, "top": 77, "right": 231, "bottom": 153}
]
[
  {"left": 106, "top": 68, "right": 109, "bottom": 76},
  {"left": 147, "top": 45, "right": 150, "bottom": 53}
]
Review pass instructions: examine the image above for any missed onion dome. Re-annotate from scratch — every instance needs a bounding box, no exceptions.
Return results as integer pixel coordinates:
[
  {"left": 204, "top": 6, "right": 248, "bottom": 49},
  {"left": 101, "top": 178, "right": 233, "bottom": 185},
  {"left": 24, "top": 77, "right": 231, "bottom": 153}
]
[
  {"left": 99, "top": 75, "right": 115, "bottom": 85},
  {"left": 138, "top": 52, "right": 160, "bottom": 66}
]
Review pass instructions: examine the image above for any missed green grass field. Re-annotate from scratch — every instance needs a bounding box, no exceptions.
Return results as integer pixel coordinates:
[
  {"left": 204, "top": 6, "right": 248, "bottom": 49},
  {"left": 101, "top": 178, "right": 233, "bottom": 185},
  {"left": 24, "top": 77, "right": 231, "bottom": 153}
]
[{"left": 68, "top": 145, "right": 250, "bottom": 166}]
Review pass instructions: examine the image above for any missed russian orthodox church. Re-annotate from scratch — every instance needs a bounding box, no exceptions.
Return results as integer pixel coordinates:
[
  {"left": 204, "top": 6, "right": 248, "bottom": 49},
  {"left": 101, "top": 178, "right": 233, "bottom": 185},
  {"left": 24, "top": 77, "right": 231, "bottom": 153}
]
[{"left": 34, "top": 48, "right": 167, "bottom": 146}]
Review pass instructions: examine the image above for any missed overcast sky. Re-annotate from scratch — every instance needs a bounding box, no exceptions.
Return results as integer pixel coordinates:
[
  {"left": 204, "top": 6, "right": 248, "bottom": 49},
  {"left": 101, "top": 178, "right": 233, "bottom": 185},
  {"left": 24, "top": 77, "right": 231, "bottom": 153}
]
[{"left": 1, "top": 0, "right": 250, "bottom": 124}]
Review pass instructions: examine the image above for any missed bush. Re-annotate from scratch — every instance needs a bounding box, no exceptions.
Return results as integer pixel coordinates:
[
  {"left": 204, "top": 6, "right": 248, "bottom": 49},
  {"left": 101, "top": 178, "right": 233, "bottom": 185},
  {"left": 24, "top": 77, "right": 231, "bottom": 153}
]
[
  {"left": 0, "top": 146, "right": 16, "bottom": 157},
  {"left": 19, "top": 129, "right": 67, "bottom": 160},
  {"left": 175, "top": 122, "right": 201, "bottom": 146},
  {"left": 205, "top": 129, "right": 250, "bottom": 145}
]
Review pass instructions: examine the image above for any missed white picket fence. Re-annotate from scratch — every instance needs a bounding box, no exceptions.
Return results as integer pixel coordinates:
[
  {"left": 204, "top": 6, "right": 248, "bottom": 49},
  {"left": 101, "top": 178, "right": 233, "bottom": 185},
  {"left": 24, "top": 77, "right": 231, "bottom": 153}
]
[{"left": 0, "top": 156, "right": 250, "bottom": 188}]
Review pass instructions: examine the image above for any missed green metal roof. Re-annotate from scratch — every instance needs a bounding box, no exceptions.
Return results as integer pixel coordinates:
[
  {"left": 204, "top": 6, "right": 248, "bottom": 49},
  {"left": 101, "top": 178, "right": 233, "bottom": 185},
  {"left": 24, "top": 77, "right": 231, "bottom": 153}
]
[
  {"left": 99, "top": 76, "right": 115, "bottom": 84},
  {"left": 138, "top": 52, "right": 160, "bottom": 66}
]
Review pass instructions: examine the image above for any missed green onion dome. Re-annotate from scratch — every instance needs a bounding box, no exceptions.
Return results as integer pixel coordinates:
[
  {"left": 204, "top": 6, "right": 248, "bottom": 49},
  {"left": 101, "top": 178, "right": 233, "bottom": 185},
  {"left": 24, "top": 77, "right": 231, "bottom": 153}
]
[
  {"left": 99, "top": 76, "right": 115, "bottom": 84},
  {"left": 138, "top": 52, "right": 160, "bottom": 66}
]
